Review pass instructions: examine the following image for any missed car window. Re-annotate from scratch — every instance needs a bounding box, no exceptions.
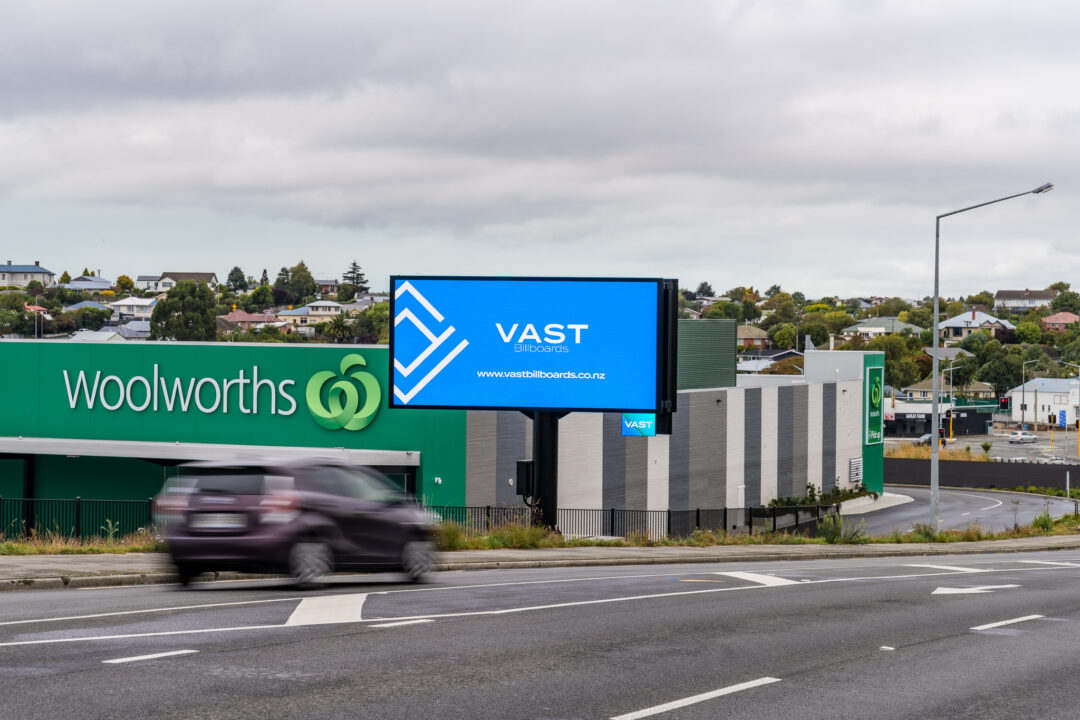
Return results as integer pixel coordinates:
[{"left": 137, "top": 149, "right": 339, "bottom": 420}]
[
  {"left": 189, "top": 470, "right": 267, "bottom": 495},
  {"left": 302, "top": 466, "right": 349, "bottom": 496},
  {"left": 341, "top": 468, "right": 405, "bottom": 503}
]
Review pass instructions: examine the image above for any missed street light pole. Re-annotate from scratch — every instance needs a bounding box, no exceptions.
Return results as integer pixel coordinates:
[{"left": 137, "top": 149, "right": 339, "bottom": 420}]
[
  {"left": 931, "top": 183, "right": 1053, "bottom": 529},
  {"left": 1021, "top": 359, "right": 1038, "bottom": 430}
]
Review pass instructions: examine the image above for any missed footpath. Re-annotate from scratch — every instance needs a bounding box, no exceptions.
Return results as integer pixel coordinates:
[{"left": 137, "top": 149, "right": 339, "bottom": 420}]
[{"left": 6, "top": 534, "right": 1080, "bottom": 592}]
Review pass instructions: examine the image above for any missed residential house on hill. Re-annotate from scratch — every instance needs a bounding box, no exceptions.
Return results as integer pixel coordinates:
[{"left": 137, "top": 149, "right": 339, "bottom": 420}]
[
  {"left": 219, "top": 309, "right": 279, "bottom": 331},
  {"left": 118, "top": 320, "right": 151, "bottom": 340},
  {"left": 842, "top": 316, "right": 922, "bottom": 341},
  {"left": 0, "top": 261, "right": 55, "bottom": 288},
  {"left": 135, "top": 275, "right": 161, "bottom": 291},
  {"left": 902, "top": 377, "right": 994, "bottom": 400},
  {"left": 1042, "top": 311, "right": 1079, "bottom": 333},
  {"left": 109, "top": 296, "right": 157, "bottom": 320},
  {"left": 63, "top": 300, "right": 111, "bottom": 313},
  {"left": 159, "top": 272, "right": 219, "bottom": 290},
  {"left": 736, "top": 324, "right": 769, "bottom": 349},
  {"left": 994, "top": 288, "right": 1057, "bottom": 314},
  {"left": 921, "top": 347, "right": 973, "bottom": 362},
  {"left": 938, "top": 310, "right": 1014, "bottom": 341},
  {"left": 62, "top": 275, "right": 113, "bottom": 292},
  {"left": 317, "top": 279, "right": 339, "bottom": 295}
]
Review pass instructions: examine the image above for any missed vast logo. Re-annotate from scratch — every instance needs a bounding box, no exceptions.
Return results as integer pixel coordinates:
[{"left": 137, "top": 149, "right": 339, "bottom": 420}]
[
  {"left": 393, "top": 281, "right": 469, "bottom": 404},
  {"left": 306, "top": 354, "right": 382, "bottom": 431}
]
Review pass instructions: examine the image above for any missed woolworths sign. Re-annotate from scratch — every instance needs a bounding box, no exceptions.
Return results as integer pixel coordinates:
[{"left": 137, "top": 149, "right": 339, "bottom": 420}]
[
  {"left": 0, "top": 342, "right": 457, "bottom": 453},
  {"left": 61, "top": 353, "right": 381, "bottom": 431}
]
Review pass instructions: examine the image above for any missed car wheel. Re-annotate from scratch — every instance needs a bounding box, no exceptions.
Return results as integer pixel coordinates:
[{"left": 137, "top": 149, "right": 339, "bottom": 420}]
[
  {"left": 401, "top": 539, "right": 434, "bottom": 583},
  {"left": 289, "top": 541, "right": 333, "bottom": 588},
  {"left": 175, "top": 565, "right": 199, "bottom": 587}
]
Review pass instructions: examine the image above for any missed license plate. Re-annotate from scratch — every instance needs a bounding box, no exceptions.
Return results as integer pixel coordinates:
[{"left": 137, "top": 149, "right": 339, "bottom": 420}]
[{"left": 190, "top": 513, "right": 247, "bottom": 529}]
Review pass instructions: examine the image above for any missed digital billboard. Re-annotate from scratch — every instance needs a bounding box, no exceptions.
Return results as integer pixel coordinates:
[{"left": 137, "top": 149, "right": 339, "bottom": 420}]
[{"left": 389, "top": 276, "right": 667, "bottom": 412}]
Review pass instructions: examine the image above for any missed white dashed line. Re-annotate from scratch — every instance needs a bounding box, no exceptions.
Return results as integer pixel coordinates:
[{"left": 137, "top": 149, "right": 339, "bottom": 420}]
[
  {"left": 370, "top": 619, "right": 434, "bottom": 628},
  {"left": 103, "top": 650, "right": 199, "bottom": 664},
  {"left": 610, "top": 677, "right": 781, "bottom": 720},
  {"left": 971, "top": 615, "right": 1044, "bottom": 631}
]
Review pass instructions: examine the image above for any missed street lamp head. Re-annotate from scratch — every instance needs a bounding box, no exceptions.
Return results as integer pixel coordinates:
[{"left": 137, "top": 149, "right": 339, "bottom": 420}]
[{"left": 1032, "top": 183, "right": 1054, "bottom": 194}]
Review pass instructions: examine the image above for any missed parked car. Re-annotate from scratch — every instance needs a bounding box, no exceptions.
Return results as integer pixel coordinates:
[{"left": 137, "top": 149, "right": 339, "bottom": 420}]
[
  {"left": 166, "top": 458, "right": 435, "bottom": 587},
  {"left": 912, "top": 434, "right": 933, "bottom": 446},
  {"left": 1008, "top": 431, "right": 1038, "bottom": 444}
]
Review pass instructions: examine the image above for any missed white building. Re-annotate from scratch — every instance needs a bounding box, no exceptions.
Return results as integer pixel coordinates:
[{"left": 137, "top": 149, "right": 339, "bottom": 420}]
[
  {"left": 109, "top": 296, "right": 158, "bottom": 320},
  {"left": 0, "top": 261, "right": 55, "bottom": 288},
  {"left": 1005, "top": 377, "right": 1080, "bottom": 428}
]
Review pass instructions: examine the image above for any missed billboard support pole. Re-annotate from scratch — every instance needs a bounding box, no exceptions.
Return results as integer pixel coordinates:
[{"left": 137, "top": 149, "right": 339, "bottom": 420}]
[{"left": 531, "top": 411, "right": 562, "bottom": 530}]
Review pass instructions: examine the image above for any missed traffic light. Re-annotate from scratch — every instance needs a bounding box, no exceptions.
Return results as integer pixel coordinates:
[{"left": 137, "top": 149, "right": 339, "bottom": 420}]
[
  {"left": 1050, "top": 414, "right": 1056, "bottom": 426},
  {"left": 938, "top": 427, "right": 945, "bottom": 439},
  {"left": 999, "top": 397, "right": 1011, "bottom": 411},
  {"left": 945, "top": 408, "right": 952, "bottom": 419}
]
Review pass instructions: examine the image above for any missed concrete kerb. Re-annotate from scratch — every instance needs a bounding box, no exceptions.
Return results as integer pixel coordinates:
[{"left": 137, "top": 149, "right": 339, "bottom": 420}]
[{"left": 7, "top": 536, "right": 1080, "bottom": 591}]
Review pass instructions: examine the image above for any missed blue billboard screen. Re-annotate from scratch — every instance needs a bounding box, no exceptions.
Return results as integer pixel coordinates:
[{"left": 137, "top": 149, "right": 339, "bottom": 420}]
[{"left": 389, "top": 277, "right": 663, "bottom": 412}]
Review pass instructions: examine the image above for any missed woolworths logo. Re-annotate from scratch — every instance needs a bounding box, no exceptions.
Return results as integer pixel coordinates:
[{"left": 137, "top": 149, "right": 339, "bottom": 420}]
[
  {"left": 61, "top": 355, "right": 382, "bottom": 431},
  {"left": 305, "top": 354, "right": 381, "bottom": 431}
]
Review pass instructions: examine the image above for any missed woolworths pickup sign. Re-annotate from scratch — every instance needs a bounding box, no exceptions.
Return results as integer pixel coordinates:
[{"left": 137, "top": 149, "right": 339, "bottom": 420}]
[{"left": 0, "top": 342, "right": 459, "bottom": 454}]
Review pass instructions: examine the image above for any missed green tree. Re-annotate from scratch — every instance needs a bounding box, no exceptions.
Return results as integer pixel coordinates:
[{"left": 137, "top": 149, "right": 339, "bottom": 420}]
[
  {"left": 769, "top": 323, "right": 797, "bottom": 349},
  {"left": 790, "top": 291, "right": 806, "bottom": 307},
  {"left": 351, "top": 302, "right": 390, "bottom": 343},
  {"left": 740, "top": 300, "right": 761, "bottom": 322},
  {"left": 289, "top": 260, "right": 318, "bottom": 302},
  {"left": 703, "top": 301, "right": 740, "bottom": 319},
  {"left": 337, "top": 283, "right": 357, "bottom": 303},
  {"left": 977, "top": 355, "right": 1022, "bottom": 397},
  {"left": 323, "top": 314, "right": 352, "bottom": 343},
  {"left": 867, "top": 334, "right": 920, "bottom": 389},
  {"left": 797, "top": 323, "right": 829, "bottom": 350},
  {"left": 765, "top": 284, "right": 781, "bottom": 298},
  {"left": 1048, "top": 281, "right": 1071, "bottom": 293},
  {"left": 947, "top": 355, "right": 980, "bottom": 391},
  {"left": 1015, "top": 321, "right": 1042, "bottom": 344},
  {"left": 81, "top": 268, "right": 91, "bottom": 277},
  {"left": 227, "top": 266, "right": 247, "bottom": 292},
  {"left": 150, "top": 280, "right": 217, "bottom": 341},
  {"left": 116, "top": 274, "right": 134, "bottom": 293},
  {"left": 761, "top": 356, "right": 803, "bottom": 375},
  {"left": 342, "top": 261, "right": 369, "bottom": 293},
  {"left": 1051, "top": 290, "right": 1080, "bottom": 314},
  {"left": 824, "top": 311, "right": 855, "bottom": 335},
  {"left": 695, "top": 281, "right": 714, "bottom": 297},
  {"left": 248, "top": 284, "right": 274, "bottom": 311},
  {"left": 966, "top": 290, "right": 995, "bottom": 308},
  {"left": 25, "top": 280, "right": 44, "bottom": 297},
  {"left": 59, "top": 270, "right": 71, "bottom": 284},
  {"left": 260, "top": 268, "right": 269, "bottom": 286}
]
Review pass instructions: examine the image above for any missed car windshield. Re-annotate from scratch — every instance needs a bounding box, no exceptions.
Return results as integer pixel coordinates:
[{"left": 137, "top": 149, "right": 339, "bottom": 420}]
[{"left": 187, "top": 470, "right": 274, "bottom": 495}]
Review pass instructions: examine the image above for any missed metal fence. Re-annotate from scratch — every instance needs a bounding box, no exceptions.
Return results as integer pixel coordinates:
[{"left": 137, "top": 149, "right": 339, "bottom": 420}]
[
  {"left": 0, "top": 498, "right": 840, "bottom": 541},
  {"left": 427, "top": 504, "right": 841, "bottom": 539},
  {"left": 0, "top": 497, "right": 155, "bottom": 541}
]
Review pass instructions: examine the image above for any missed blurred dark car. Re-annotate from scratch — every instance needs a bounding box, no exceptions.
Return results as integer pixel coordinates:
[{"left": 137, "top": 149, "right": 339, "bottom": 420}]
[
  {"left": 912, "top": 433, "right": 933, "bottom": 446},
  {"left": 166, "top": 457, "right": 435, "bottom": 587}
]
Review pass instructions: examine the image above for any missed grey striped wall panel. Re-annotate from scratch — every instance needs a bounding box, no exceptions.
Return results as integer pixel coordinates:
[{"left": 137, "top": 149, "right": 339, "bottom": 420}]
[{"left": 463, "top": 381, "right": 861, "bottom": 512}]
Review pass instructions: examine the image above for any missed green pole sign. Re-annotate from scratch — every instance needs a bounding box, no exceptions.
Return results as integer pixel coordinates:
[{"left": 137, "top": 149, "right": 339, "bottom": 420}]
[{"left": 864, "top": 365, "right": 884, "bottom": 445}]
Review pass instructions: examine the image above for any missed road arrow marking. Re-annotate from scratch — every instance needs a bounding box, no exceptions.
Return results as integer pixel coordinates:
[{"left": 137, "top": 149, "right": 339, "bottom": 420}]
[
  {"left": 286, "top": 593, "right": 367, "bottom": 626},
  {"left": 713, "top": 571, "right": 799, "bottom": 587},
  {"left": 932, "top": 584, "right": 1020, "bottom": 595}
]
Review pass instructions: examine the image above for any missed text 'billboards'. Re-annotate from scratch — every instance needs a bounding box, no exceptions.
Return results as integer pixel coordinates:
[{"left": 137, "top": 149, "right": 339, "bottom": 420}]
[{"left": 390, "top": 276, "right": 666, "bottom": 412}]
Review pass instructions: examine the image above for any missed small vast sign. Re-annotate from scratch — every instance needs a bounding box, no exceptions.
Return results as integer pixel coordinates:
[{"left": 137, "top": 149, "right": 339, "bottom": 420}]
[
  {"left": 389, "top": 277, "right": 665, "bottom": 412},
  {"left": 864, "top": 365, "right": 884, "bottom": 445},
  {"left": 621, "top": 413, "right": 656, "bottom": 437}
]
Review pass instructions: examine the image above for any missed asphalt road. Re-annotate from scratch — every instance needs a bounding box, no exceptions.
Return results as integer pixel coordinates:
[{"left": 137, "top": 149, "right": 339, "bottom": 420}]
[
  {"left": 6, "top": 552, "right": 1080, "bottom": 719},
  {"left": 857, "top": 485, "right": 1078, "bottom": 536}
]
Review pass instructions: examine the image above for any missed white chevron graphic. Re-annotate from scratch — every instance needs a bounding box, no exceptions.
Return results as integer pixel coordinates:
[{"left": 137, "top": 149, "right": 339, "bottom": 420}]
[
  {"left": 393, "top": 281, "right": 468, "bottom": 403},
  {"left": 394, "top": 339, "right": 469, "bottom": 405}
]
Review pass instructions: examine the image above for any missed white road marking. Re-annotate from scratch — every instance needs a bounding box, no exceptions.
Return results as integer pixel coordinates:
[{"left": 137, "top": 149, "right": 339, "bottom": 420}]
[
  {"left": 286, "top": 593, "right": 367, "bottom": 626},
  {"left": 1019, "top": 560, "right": 1080, "bottom": 568},
  {"left": 713, "top": 571, "right": 799, "bottom": 587},
  {"left": 370, "top": 619, "right": 434, "bottom": 628},
  {"left": 905, "top": 564, "right": 986, "bottom": 573},
  {"left": 977, "top": 496, "right": 1004, "bottom": 510},
  {"left": 932, "top": 585, "right": 1020, "bottom": 595},
  {"left": 961, "top": 512, "right": 971, "bottom": 516},
  {"left": 610, "top": 677, "right": 781, "bottom": 720},
  {"left": 103, "top": 650, "right": 199, "bottom": 664},
  {"left": 971, "top": 615, "right": 1044, "bottom": 631},
  {"left": 0, "top": 597, "right": 301, "bottom": 628},
  {"left": 880, "top": 646, "right": 895, "bottom": 651},
  {"left": 0, "top": 624, "right": 282, "bottom": 648}
]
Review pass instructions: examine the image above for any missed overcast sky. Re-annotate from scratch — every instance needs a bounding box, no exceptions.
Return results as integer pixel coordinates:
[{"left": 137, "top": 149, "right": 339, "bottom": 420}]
[{"left": 0, "top": 1, "right": 1075, "bottom": 298}]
